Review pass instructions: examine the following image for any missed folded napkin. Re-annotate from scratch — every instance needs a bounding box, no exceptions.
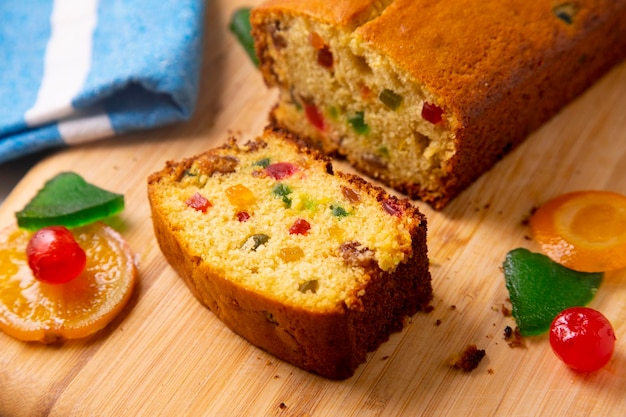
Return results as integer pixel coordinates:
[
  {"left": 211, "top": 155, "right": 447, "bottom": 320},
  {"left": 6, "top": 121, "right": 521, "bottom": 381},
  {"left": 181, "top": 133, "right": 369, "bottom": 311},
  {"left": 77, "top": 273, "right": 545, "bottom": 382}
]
[{"left": 0, "top": 0, "right": 205, "bottom": 165}]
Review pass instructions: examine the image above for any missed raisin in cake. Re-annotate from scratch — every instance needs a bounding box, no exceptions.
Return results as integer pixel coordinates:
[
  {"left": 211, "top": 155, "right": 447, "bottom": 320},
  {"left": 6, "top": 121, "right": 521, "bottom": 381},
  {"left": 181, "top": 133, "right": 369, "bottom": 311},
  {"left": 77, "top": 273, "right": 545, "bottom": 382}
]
[
  {"left": 251, "top": 0, "right": 626, "bottom": 209},
  {"left": 147, "top": 127, "right": 432, "bottom": 379}
]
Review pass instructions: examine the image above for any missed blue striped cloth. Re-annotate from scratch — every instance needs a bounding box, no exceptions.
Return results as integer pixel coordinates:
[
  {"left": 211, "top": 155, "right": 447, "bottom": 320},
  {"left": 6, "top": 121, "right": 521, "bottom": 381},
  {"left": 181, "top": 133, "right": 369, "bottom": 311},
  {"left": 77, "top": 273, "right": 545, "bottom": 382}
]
[{"left": 0, "top": 0, "right": 205, "bottom": 164}]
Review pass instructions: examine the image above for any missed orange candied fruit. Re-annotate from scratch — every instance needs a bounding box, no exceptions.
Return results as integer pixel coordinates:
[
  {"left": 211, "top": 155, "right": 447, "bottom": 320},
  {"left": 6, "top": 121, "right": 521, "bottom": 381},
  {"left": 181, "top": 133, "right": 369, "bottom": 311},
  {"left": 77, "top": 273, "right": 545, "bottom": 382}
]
[
  {"left": 0, "top": 222, "right": 136, "bottom": 343},
  {"left": 279, "top": 246, "right": 304, "bottom": 262},
  {"left": 310, "top": 31, "right": 325, "bottom": 50},
  {"left": 226, "top": 184, "right": 256, "bottom": 209},
  {"left": 529, "top": 190, "right": 626, "bottom": 272}
]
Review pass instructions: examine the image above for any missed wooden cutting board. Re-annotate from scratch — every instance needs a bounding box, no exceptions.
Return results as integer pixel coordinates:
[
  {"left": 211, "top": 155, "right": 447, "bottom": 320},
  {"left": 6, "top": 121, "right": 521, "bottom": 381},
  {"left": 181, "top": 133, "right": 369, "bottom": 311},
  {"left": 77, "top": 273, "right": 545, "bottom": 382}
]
[{"left": 1, "top": 1, "right": 625, "bottom": 415}]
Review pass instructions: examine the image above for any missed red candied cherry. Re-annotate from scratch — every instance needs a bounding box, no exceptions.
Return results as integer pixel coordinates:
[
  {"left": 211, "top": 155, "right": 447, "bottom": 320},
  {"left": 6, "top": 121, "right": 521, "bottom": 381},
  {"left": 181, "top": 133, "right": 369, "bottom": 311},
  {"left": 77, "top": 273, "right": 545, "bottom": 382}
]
[
  {"left": 265, "top": 162, "right": 298, "bottom": 180},
  {"left": 236, "top": 211, "right": 251, "bottom": 222},
  {"left": 549, "top": 307, "right": 616, "bottom": 372},
  {"left": 421, "top": 102, "right": 443, "bottom": 124},
  {"left": 186, "top": 192, "right": 212, "bottom": 213},
  {"left": 26, "top": 226, "right": 87, "bottom": 284},
  {"left": 304, "top": 103, "right": 326, "bottom": 131},
  {"left": 289, "top": 218, "right": 311, "bottom": 235}
]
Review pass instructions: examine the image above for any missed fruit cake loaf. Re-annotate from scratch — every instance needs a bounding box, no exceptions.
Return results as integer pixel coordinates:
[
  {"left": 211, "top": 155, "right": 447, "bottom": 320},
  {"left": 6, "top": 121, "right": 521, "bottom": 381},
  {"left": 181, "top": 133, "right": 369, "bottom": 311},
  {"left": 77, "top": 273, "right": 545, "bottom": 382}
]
[
  {"left": 251, "top": 0, "right": 626, "bottom": 209},
  {"left": 147, "top": 126, "right": 432, "bottom": 379}
]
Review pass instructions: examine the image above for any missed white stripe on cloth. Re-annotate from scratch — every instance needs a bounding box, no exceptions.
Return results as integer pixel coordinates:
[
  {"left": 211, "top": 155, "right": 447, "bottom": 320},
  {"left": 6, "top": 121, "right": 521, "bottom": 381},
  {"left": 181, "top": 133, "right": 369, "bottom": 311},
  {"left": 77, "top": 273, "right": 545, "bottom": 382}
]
[
  {"left": 58, "top": 104, "right": 113, "bottom": 145},
  {"left": 24, "top": 0, "right": 113, "bottom": 141}
]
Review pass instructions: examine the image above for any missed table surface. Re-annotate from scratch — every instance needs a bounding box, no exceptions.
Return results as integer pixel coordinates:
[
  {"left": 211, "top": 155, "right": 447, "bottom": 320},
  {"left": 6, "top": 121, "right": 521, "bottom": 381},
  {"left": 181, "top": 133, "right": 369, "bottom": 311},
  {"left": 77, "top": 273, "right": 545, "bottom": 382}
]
[{"left": 1, "top": 1, "right": 625, "bottom": 416}]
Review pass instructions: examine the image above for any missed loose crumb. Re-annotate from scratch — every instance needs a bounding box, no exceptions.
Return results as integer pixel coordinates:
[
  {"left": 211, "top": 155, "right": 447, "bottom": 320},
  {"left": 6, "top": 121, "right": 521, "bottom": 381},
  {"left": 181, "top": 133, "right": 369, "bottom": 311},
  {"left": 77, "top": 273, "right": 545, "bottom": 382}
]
[
  {"left": 279, "top": 402, "right": 287, "bottom": 410},
  {"left": 450, "top": 344, "right": 486, "bottom": 372},
  {"left": 504, "top": 325, "right": 526, "bottom": 348},
  {"left": 501, "top": 304, "right": 511, "bottom": 317}
]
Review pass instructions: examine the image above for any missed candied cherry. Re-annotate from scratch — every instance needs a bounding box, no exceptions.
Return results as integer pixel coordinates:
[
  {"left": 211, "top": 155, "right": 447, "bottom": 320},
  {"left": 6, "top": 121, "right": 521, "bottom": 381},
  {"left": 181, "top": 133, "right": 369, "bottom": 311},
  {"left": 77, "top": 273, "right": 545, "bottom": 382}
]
[
  {"left": 549, "top": 307, "right": 616, "bottom": 372},
  {"left": 317, "top": 46, "right": 333, "bottom": 69},
  {"left": 304, "top": 103, "right": 326, "bottom": 131},
  {"left": 289, "top": 218, "right": 311, "bottom": 235},
  {"left": 26, "top": 226, "right": 87, "bottom": 284},
  {"left": 266, "top": 162, "right": 298, "bottom": 180},
  {"left": 421, "top": 102, "right": 443, "bottom": 124},
  {"left": 186, "top": 192, "right": 212, "bottom": 213},
  {"left": 236, "top": 211, "right": 251, "bottom": 222}
]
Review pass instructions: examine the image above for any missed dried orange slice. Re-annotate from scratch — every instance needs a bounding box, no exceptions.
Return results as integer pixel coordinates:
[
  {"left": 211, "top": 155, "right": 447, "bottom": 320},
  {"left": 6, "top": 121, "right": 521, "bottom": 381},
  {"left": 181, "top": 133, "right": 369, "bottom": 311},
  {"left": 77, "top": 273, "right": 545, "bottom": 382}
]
[
  {"left": 529, "top": 190, "right": 626, "bottom": 272},
  {"left": 0, "top": 222, "right": 136, "bottom": 343}
]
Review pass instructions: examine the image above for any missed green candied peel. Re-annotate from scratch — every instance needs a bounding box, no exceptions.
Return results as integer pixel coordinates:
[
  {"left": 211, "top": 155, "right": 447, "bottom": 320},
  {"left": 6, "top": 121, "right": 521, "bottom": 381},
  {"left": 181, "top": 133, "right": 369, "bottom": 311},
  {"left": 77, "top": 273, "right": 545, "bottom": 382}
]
[
  {"left": 503, "top": 248, "right": 603, "bottom": 336},
  {"left": 379, "top": 88, "right": 403, "bottom": 110},
  {"left": 347, "top": 111, "right": 370, "bottom": 135},
  {"left": 229, "top": 7, "right": 259, "bottom": 67},
  {"left": 15, "top": 172, "right": 125, "bottom": 231}
]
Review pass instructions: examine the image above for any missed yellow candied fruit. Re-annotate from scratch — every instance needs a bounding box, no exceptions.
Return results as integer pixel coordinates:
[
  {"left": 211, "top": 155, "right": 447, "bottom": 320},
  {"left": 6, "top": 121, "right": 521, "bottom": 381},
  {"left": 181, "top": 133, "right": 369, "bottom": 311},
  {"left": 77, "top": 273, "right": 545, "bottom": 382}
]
[
  {"left": 226, "top": 184, "right": 256, "bottom": 209},
  {"left": 328, "top": 225, "right": 344, "bottom": 242},
  {"left": 279, "top": 246, "right": 305, "bottom": 262}
]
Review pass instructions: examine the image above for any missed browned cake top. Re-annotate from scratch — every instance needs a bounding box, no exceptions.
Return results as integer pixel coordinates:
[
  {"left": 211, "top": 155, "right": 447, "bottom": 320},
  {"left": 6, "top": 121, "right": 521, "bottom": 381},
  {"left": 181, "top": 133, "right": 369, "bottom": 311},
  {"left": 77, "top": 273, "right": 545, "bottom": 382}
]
[
  {"left": 254, "top": 0, "right": 621, "bottom": 122},
  {"left": 254, "top": 0, "right": 391, "bottom": 29}
]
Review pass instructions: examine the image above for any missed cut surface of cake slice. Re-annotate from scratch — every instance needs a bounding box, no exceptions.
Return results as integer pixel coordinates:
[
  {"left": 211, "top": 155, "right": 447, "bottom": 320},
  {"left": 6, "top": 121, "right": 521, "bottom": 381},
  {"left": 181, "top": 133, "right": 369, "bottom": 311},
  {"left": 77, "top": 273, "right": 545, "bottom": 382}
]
[
  {"left": 251, "top": 0, "right": 626, "bottom": 209},
  {"left": 148, "top": 126, "right": 432, "bottom": 379}
]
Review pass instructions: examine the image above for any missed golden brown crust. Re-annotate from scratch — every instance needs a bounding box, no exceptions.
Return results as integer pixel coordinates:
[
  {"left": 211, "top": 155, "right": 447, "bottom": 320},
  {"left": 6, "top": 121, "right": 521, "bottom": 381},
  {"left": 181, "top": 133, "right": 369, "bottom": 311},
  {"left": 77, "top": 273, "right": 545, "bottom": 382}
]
[
  {"left": 252, "top": 0, "right": 626, "bottom": 209},
  {"left": 148, "top": 126, "right": 432, "bottom": 379},
  {"left": 252, "top": 0, "right": 392, "bottom": 28}
]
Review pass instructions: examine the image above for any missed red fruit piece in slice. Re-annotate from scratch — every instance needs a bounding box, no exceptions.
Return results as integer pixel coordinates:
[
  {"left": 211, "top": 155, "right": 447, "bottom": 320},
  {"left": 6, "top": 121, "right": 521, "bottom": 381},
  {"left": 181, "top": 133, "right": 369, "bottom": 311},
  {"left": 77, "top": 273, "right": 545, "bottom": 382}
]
[
  {"left": 186, "top": 192, "right": 212, "bottom": 213},
  {"left": 304, "top": 103, "right": 326, "bottom": 131},
  {"left": 265, "top": 162, "right": 298, "bottom": 180},
  {"left": 421, "top": 102, "right": 443, "bottom": 124},
  {"left": 289, "top": 219, "right": 311, "bottom": 235}
]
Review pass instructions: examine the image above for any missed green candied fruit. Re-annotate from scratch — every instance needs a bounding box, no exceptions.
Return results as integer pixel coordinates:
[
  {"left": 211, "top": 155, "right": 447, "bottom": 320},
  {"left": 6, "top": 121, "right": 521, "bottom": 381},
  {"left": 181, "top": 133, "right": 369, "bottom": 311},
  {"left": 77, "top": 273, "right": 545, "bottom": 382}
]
[
  {"left": 241, "top": 234, "right": 270, "bottom": 251},
  {"left": 15, "top": 172, "right": 125, "bottom": 231},
  {"left": 296, "top": 194, "right": 319, "bottom": 212},
  {"left": 253, "top": 158, "right": 271, "bottom": 168},
  {"left": 228, "top": 7, "right": 259, "bottom": 67},
  {"left": 503, "top": 248, "right": 603, "bottom": 336},
  {"left": 327, "top": 106, "right": 339, "bottom": 120},
  {"left": 272, "top": 183, "right": 293, "bottom": 207},
  {"left": 330, "top": 205, "right": 349, "bottom": 218},
  {"left": 379, "top": 89, "right": 403, "bottom": 110},
  {"left": 553, "top": 2, "right": 578, "bottom": 25},
  {"left": 347, "top": 111, "right": 370, "bottom": 135},
  {"left": 298, "top": 279, "right": 319, "bottom": 294},
  {"left": 378, "top": 146, "right": 390, "bottom": 158}
]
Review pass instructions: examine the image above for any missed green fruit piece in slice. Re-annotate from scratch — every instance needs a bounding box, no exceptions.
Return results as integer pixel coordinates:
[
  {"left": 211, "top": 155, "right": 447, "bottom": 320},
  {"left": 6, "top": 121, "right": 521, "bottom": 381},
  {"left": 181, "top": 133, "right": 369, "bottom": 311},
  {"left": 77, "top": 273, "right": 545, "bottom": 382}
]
[
  {"left": 503, "top": 248, "right": 603, "bottom": 336},
  {"left": 15, "top": 172, "right": 124, "bottom": 231}
]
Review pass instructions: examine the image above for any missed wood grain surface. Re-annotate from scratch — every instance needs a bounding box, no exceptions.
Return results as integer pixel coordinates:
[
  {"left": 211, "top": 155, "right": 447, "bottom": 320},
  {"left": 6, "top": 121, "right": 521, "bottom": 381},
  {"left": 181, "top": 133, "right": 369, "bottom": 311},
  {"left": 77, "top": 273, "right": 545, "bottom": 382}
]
[{"left": 1, "top": 1, "right": 625, "bottom": 416}]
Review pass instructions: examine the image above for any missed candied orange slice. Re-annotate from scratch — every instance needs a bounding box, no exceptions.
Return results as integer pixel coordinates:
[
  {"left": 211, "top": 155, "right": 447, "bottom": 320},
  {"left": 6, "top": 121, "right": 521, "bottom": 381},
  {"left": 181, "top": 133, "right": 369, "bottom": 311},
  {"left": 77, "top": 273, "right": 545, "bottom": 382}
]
[
  {"left": 0, "top": 222, "right": 136, "bottom": 343},
  {"left": 529, "top": 190, "right": 626, "bottom": 272}
]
